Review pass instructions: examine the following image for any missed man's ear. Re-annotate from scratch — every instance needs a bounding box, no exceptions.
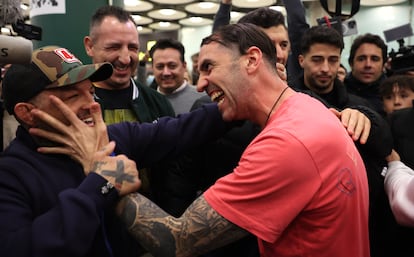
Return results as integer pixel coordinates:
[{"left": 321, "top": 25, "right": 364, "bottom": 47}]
[
  {"left": 84, "top": 36, "right": 93, "bottom": 58},
  {"left": 245, "top": 46, "right": 261, "bottom": 73},
  {"left": 14, "top": 103, "right": 37, "bottom": 127},
  {"left": 298, "top": 55, "right": 305, "bottom": 68}
]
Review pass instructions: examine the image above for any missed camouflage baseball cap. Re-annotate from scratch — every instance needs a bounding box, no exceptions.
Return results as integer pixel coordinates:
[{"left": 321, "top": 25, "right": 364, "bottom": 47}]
[{"left": 2, "top": 45, "right": 113, "bottom": 114}]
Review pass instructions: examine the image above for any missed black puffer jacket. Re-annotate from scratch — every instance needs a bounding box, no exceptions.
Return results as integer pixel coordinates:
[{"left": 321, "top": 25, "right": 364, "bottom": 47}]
[{"left": 344, "top": 73, "right": 387, "bottom": 117}]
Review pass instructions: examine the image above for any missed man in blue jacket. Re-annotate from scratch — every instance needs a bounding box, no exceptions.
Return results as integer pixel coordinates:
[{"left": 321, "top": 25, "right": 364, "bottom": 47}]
[{"left": 0, "top": 45, "right": 228, "bottom": 257}]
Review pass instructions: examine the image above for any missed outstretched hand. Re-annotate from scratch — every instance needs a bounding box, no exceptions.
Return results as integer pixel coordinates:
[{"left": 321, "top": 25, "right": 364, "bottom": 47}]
[
  {"left": 330, "top": 108, "right": 371, "bottom": 144},
  {"left": 29, "top": 95, "right": 109, "bottom": 173}
]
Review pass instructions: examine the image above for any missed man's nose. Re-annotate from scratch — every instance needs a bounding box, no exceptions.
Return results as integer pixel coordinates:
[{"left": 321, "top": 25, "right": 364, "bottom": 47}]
[
  {"left": 119, "top": 48, "right": 132, "bottom": 64},
  {"left": 162, "top": 66, "right": 172, "bottom": 75}
]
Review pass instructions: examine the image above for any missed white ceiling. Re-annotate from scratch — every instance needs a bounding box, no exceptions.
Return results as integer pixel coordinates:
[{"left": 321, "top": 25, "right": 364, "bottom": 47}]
[{"left": 18, "top": 0, "right": 408, "bottom": 32}]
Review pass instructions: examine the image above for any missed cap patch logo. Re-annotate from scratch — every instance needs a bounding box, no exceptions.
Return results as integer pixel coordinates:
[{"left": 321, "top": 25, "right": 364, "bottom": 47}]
[{"left": 54, "top": 48, "right": 81, "bottom": 64}]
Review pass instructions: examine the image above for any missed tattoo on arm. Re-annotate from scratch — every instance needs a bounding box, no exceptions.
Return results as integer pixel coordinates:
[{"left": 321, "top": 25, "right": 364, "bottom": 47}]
[{"left": 118, "top": 194, "right": 249, "bottom": 257}]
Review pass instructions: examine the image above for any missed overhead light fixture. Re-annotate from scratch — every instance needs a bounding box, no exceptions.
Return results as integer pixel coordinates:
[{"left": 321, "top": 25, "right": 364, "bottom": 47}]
[
  {"left": 233, "top": 0, "right": 277, "bottom": 8},
  {"left": 230, "top": 11, "right": 246, "bottom": 23},
  {"left": 20, "top": 4, "right": 29, "bottom": 10},
  {"left": 149, "top": 22, "right": 181, "bottom": 31},
  {"left": 199, "top": 2, "right": 216, "bottom": 9},
  {"left": 131, "top": 15, "right": 153, "bottom": 25},
  {"left": 189, "top": 17, "right": 203, "bottom": 23},
  {"left": 160, "top": 22, "right": 171, "bottom": 27},
  {"left": 124, "top": 0, "right": 138, "bottom": 6},
  {"left": 123, "top": 0, "right": 153, "bottom": 12},
  {"left": 185, "top": 2, "right": 219, "bottom": 14},
  {"left": 148, "top": 9, "right": 187, "bottom": 20},
  {"left": 151, "top": 0, "right": 195, "bottom": 3},
  {"left": 137, "top": 26, "right": 153, "bottom": 34},
  {"left": 269, "top": 6, "right": 286, "bottom": 16},
  {"left": 159, "top": 9, "right": 177, "bottom": 16},
  {"left": 179, "top": 17, "right": 213, "bottom": 26},
  {"left": 1, "top": 27, "right": 11, "bottom": 34}
]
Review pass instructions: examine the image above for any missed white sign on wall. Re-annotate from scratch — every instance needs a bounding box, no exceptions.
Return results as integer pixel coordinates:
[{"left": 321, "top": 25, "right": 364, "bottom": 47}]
[{"left": 30, "top": 0, "right": 66, "bottom": 18}]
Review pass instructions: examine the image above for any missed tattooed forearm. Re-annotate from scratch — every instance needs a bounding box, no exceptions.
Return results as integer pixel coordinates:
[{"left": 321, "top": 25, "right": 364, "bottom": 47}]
[{"left": 117, "top": 193, "right": 249, "bottom": 257}]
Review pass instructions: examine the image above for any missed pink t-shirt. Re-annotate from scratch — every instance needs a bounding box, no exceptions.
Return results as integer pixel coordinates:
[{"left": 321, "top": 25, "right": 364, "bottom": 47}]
[{"left": 204, "top": 93, "right": 370, "bottom": 257}]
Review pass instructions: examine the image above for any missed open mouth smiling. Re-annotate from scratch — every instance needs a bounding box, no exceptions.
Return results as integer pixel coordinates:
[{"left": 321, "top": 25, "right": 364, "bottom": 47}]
[
  {"left": 81, "top": 117, "right": 95, "bottom": 127},
  {"left": 210, "top": 90, "right": 225, "bottom": 104}
]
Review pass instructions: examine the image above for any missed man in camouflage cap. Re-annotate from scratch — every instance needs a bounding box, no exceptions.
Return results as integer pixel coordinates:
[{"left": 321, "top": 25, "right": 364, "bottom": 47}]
[
  {"left": 0, "top": 45, "right": 229, "bottom": 257},
  {"left": 0, "top": 45, "right": 142, "bottom": 256},
  {"left": 3, "top": 46, "right": 112, "bottom": 115}
]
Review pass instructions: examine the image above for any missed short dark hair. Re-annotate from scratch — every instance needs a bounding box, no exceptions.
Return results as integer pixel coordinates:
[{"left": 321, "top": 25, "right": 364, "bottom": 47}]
[
  {"left": 379, "top": 74, "right": 414, "bottom": 97},
  {"left": 238, "top": 7, "right": 286, "bottom": 29},
  {"left": 201, "top": 23, "right": 277, "bottom": 71},
  {"left": 348, "top": 33, "right": 387, "bottom": 66},
  {"left": 149, "top": 38, "right": 186, "bottom": 63},
  {"left": 90, "top": 5, "right": 136, "bottom": 33},
  {"left": 300, "top": 26, "right": 344, "bottom": 55}
]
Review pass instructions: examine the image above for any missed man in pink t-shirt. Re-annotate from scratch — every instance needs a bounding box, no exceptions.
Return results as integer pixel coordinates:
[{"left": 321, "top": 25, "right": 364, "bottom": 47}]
[
  {"left": 204, "top": 92, "right": 368, "bottom": 256},
  {"left": 112, "top": 23, "right": 370, "bottom": 257}
]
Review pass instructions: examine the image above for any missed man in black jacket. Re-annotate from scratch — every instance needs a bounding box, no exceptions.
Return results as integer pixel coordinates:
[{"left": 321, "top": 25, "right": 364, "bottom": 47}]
[{"left": 345, "top": 33, "right": 388, "bottom": 117}]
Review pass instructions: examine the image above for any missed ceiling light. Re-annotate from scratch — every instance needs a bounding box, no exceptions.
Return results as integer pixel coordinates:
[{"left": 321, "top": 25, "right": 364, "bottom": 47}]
[
  {"left": 185, "top": 2, "right": 219, "bottom": 14},
  {"left": 230, "top": 11, "right": 246, "bottom": 22},
  {"left": 123, "top": 1, "right": 153, "bottom": 12},
  {"left": 1, "top": 27, "right": 11, "bottom": 34},
  {"left": 124, "top": 0, "right": 138, "bottom": 6},
  {"left": 269, "top": 6, "right": 286, "bottom": 16},
  {"left": 149, "top": 22, "right": 181, "bottom": 31},
  {"left": 132, "top": 15, "right": 153, "bottom": 25},
  {"left": 151, "top": 0, "right": 195, "bottom": 3},
  {"left": 233, "top": 0, "right": 277, "bottom": 8},
  {"left": 20, "top": 4, "right": 29, "bottom": 10},
  {"left": 189, "top": 17, "right": 203, "bottom": 23},
  {"left": 179, "top": 17, "right": 213, "bottom": 26},
  {"left": 160, "top": 22, "right": 171, "bottom": 27},
  {"left": 199, "top": 2, "right": 215, "bottom": 9},
  {"left": 159, "top": 9, "right": 177, "bottom": 16},
  {"left": 148, "top": 9, "right": 187, "bottom": 20},
  {"left": 137, "top": 26, "right": 153, "bottom": 34}
]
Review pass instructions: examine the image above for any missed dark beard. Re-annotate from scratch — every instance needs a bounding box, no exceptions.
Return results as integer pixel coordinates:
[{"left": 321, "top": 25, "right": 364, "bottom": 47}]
[{"left": 308, "top": 77, "right": 332, "bottom": 94}]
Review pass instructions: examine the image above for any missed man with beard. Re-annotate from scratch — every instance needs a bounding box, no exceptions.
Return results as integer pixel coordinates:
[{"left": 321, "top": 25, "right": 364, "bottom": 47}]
[
  {"left": 291, "top": 25, "right": 373, "bottom": 109},
  {"left": 115, "top": 23, "right": 370, "bottom": 257}
]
